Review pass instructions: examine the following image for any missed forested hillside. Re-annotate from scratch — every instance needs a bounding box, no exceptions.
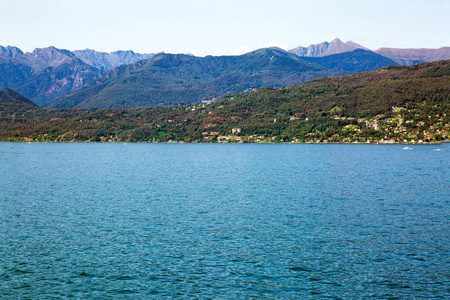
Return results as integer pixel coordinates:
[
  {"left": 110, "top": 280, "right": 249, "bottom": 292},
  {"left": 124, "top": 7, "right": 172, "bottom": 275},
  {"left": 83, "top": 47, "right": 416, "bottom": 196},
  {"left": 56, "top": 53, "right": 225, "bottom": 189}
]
[
  {"left": 1, "top": 60, "right": 449, "bottom": 144},
  {"left": 46, "top": 48, "right": 343, "bottom": 109}
]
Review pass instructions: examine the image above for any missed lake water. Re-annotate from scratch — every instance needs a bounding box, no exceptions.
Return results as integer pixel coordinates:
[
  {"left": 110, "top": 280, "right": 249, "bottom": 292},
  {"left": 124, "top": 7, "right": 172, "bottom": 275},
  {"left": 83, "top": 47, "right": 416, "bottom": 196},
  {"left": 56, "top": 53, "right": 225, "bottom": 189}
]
[{"left": 0, "top": 142, "right": 449, "bottom": 299}]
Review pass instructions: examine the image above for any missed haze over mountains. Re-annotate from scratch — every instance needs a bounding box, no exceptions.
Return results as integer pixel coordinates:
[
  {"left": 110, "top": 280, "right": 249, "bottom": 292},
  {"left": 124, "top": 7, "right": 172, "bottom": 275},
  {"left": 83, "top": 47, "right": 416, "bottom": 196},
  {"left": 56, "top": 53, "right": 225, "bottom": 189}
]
[
  {"left": 287, "top": 38, "right": 450, "bottom": 65},
  {"left": 47, "top": 48, "right": 344, "bottom": 109},
  {"left": 0, "top": 46, "right": 156, "bottom": 106},
  {"left": 0, "top": 46, "right": 101, "bottom": 106},
  {"left": 288, "top": 38, "right": 369, "bottom": 57},
  {"left": 72, "top": 49, "right": 155, "bottom": 71},
  {"left": 374, "top": 47, "right": 450, "bottom": 65},
  {"left": 1, "top": 38, "right": 449, "bottom": 109}
]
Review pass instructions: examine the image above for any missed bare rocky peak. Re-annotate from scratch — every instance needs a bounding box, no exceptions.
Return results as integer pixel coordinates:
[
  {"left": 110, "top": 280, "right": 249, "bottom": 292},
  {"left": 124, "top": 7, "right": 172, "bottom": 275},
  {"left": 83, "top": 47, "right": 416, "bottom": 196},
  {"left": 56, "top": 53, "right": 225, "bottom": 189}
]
[
  {"left": 0, "top": 45, "right": 103, "bottom": 105},
  {"left": 0, "top": 46, "right": 24, "bottom": 58},
  {"left": 289, "top": 38, "right": 367, "bottom": 57},
  {"left": 27, "top": 47, "right": 76, "bottom": 71},
  {"left": 72, "top": 49, "right": 155, "bottom": 71},
  {"left": 31, "top": 46, "right": 75, "bottom": 60},
  {"left": 0, "top": 44, "right": 154, "bottom": 73},
  {"left": 0, "top": 45, "right": 81, "bottom": 73}
]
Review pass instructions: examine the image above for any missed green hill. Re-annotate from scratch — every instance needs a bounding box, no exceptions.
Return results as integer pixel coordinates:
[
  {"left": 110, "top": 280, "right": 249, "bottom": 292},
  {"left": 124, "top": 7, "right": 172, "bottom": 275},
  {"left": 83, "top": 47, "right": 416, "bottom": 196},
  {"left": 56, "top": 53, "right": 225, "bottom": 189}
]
[
  {"left": 45, "top": 48, "right": 345, "bottom": 109},
  {"left": 0, "top": 88, "right": 39, "bottom": 111},
  {"left": 300, "top": 49, "right": 398, "bottom": 73},
  {"left": 1, "top": 60, "right": 449, "bottom": 144},
  {"left": 47, "top": 48, "right": 401, "bottom": 110}
]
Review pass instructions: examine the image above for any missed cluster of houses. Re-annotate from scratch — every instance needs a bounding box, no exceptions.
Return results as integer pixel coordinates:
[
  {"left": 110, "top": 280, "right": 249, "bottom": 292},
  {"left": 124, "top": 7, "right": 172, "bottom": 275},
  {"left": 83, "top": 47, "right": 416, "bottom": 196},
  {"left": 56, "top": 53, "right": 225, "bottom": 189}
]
[
  {"left": 329, "top": 106, "right": 449, "bottom": 143},
  {"left": 199, "top": 105, "right": 449, "bottom": 144}
]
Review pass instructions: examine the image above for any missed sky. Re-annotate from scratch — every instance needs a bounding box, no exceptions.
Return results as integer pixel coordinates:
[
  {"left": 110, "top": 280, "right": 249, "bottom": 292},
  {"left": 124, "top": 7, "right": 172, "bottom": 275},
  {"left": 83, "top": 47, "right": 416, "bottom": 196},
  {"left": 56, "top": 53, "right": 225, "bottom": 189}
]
[{"left": 1, "top": 0, "right": 449, "bottom": 56}]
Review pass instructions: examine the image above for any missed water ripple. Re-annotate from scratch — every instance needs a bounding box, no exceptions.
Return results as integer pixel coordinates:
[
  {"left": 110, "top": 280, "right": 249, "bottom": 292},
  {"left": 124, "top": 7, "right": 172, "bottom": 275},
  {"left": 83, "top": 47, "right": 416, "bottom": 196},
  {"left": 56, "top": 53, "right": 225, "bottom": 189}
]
[{"left": 0, "top": 143, "right": 449, "bottom": 298}]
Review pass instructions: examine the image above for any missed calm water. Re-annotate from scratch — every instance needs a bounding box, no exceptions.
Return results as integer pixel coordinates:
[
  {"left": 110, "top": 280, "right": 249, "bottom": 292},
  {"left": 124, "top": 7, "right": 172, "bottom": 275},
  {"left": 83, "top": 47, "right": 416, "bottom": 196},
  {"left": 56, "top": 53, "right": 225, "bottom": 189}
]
[{"left": 0, "top": 142, "right": 449, "bottom": 299}]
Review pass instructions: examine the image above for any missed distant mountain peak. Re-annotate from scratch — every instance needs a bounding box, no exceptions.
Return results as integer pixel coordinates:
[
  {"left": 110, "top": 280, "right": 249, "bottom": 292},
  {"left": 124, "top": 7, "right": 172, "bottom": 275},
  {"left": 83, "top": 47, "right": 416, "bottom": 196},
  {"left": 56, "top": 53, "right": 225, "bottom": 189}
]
[
  {"left": 72, "top": 49, "right": 154, "bottom": 71},
  {"left": 375, "top": 47, "right": 450, "bottom": 65},
  {"left": 46, "top": 47, "right": 340, "bottom": 109},
  {"left": 289, "top": 38, "right": 368, "bottom": 57},
  {"left": 0, "top": 45, "right": 103, "bottom": 106},
  {"left": 330, "top": 38, "right": 343, "bottom": 44},
  {"left": 31, "top": 46, "right": 75, "bottom": 56},
  {"left": 0, "top": 45, "right": 24, "bottom": 58}
]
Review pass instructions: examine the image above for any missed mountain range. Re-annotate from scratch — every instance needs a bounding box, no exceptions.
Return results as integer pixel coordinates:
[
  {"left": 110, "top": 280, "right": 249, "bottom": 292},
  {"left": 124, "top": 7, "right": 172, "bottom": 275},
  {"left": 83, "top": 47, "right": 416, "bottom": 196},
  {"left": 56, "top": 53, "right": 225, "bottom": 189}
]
[
  {"left": 1, "top": 60, "right": 448, "bottom": 144},
  {"left": 1, "top": 39, "right": 449, "bottom": 109},
  {"left": 289, "top": 38, "right": 369, "bottom": 57},
  {"left": 72, "top": 49, "right": 155, "bottom": 71},
  {"left": 46, "top": 48, "right": 400, "bottom": 109},
  {"left": 46, "top": 48, "right": 341, "bottom": 109},
  {"left": 288, "top": 38, "right": 450, "bottom": 65},
  {"left": 0, "top": 46, "right": 155, "bottom": 106},
  {"left": 0, "top": 46, "right": 101, "bottom": 106},
  {"left": 374, "top": 47, "right": 450, "bottom": 65}
]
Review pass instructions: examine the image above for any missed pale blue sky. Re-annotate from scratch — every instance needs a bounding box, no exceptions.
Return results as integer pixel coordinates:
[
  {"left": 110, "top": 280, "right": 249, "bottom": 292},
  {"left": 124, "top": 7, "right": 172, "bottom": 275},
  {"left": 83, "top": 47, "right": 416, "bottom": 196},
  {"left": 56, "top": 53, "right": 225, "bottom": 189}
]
[{"left": 1, "top": 0, "right": 449, "bottom": 56}]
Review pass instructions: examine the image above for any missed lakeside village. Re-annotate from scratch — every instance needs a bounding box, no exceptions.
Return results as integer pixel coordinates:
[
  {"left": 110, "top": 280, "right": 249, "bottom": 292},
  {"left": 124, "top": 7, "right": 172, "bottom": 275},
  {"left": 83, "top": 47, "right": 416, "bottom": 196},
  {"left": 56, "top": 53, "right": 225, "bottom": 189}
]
[
  {"left": 13, "top": 102, "right": 448, "bottom": 144},
  {"left": 199, "top": 104, "right": 449, "bottom": 144}
]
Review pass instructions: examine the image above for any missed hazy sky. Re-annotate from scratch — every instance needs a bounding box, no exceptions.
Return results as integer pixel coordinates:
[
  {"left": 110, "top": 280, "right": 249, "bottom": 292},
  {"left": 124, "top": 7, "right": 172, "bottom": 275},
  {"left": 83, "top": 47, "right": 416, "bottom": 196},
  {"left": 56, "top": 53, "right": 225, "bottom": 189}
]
[{"left": 1, "top": 0, "right": 449, "bottom": 56}]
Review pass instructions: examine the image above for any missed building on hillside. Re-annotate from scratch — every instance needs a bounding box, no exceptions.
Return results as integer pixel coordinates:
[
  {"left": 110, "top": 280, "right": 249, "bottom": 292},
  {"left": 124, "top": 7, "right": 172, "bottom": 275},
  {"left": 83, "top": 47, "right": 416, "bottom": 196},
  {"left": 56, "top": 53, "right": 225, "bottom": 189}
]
[{"left": 232, "top": 128, "right": 242, "bottom": 134}]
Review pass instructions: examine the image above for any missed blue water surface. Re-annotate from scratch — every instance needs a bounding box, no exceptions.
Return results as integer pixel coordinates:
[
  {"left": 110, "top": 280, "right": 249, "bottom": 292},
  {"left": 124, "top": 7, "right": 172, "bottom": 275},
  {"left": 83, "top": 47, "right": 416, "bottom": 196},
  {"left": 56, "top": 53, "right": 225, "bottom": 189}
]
[{"left": 0, "top": 142, "right": 449, "bottom": 299}]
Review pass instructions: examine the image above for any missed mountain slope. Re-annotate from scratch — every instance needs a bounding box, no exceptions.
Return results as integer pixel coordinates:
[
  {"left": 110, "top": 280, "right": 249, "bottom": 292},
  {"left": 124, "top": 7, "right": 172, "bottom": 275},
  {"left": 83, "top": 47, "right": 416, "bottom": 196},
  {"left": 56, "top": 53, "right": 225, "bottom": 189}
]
[
  {"left": 375, "top": 47, "right": 450, "bottom": 65},
  {"left": 0, "top": 46, "right": 103, "bottom": 106},
  {"left": 300, "top": 49, "right": 398, "bottom": 73},
  {"left": 46, "top": 48, "right": 344, "bottom": 109},
  {"left": 72, "top": 49, "right": 155, "bottom": 71},
  {"left": 1, "top": 88, "right": 37, "bottom": 106},
  {"left": 289, "top": 38, "right": 368, "bottom": 57},
  {"left": 1, "top": 60, "right": 449, "bottom": 143},
  {"left": 0, "top": 88, "right": 40, "bottom": 117},
  {"left": 10, "top": 58, "right": 103, "bottom": 106},
  {"left": 0, "top": 46, "right": 35, "bottom": 88}
]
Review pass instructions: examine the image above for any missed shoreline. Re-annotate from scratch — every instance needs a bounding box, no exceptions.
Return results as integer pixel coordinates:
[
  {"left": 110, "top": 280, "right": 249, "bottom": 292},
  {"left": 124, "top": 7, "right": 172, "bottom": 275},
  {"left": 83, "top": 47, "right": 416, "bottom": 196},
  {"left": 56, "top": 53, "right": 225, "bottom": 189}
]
[{"left": 2, "top": 140, "right": 447, "bottom": 145}]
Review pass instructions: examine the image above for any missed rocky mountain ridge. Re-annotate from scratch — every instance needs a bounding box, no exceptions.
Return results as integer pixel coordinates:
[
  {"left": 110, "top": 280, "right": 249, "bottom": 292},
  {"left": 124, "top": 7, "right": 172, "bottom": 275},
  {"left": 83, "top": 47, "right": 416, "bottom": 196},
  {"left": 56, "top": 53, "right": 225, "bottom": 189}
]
[
  {"left": 289, "top": 38, "right": 450, "bottom": 65},
  {"left": 289, "top": 38, "right": 368, "bottom": 57},
  {"left": 0, "top": 46, "right": 156, "bottom": 106},
  {"left": 46, "top": 48, "right": 343, "bottom": 109},
  {"left": 1, "top": 60, "right": 448, "bottom": 144},
  {"left": 46, "top": 48, "right": 400, "bottom": 109},
  {"left": 1, "top": 41, "right": 449, "bottom": 108},
  {"left": 72, "top": 49, "right": 155, "bottom": 71},
  {"left": 0, "top": 46, "right": 102, "bottom": 106},
  {"left": 375, "top": 47, "right": 450, "bottom": 65}
]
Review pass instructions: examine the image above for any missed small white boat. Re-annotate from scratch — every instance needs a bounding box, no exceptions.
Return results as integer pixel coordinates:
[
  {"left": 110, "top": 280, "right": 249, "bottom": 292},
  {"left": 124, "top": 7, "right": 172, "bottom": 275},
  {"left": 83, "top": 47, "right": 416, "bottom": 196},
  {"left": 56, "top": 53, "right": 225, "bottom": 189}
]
[{"left": 403, "top": 146, "right": 413, "bottom": 150}]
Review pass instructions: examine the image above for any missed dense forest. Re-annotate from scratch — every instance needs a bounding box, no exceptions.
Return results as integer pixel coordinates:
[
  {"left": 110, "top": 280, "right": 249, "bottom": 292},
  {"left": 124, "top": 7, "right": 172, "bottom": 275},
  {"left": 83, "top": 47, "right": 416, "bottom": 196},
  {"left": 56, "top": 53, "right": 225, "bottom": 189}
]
[
  {"left": 1, "top": 60, "right": 449, "bottom": 144},
  {"left": 45, "top": 48, "right": 343, "bottom": 109},
  {"left": 45, "top": 48, "right": 398, "bottom": 110}
]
